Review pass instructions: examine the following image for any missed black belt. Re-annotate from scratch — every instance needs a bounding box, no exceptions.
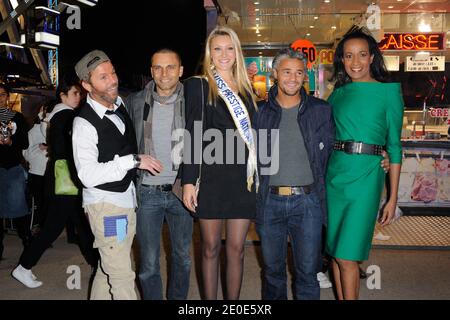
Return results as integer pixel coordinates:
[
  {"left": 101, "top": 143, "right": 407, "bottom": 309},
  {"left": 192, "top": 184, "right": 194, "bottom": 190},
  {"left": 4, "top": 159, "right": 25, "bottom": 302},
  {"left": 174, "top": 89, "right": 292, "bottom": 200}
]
[
  {"left": 142, "top": 184, "right": 173, "bottom": 192},
  {"left": 334, "top": 141, "right": 384, "bottom": 156},
  {"left": 270, "top": 185, "right": 313, "bottom": 196}
]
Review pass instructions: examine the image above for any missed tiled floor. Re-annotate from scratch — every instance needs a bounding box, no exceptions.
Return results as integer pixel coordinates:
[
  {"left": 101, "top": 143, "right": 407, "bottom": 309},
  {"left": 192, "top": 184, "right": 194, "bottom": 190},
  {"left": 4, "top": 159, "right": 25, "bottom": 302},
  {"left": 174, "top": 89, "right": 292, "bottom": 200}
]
[
  {"left": 372, "top": 216, "right": 450, "bottom": 249},
  {"left": 237, "top": 216, "right": 450, "bottom": 250}
]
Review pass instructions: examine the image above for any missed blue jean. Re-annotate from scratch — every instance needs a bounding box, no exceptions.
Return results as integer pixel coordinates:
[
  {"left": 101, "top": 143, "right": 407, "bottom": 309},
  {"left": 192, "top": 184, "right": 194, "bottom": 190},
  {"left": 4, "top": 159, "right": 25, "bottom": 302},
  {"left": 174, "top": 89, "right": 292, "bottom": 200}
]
[
  {"left": 136, "top": 185, "right": 193, "bottom": 300},
  {"left": 256, "top": 190, "right": 322, "bottom": 300},
  {"left": 0, "top": 165, "right": 29, "bottom": 218}
]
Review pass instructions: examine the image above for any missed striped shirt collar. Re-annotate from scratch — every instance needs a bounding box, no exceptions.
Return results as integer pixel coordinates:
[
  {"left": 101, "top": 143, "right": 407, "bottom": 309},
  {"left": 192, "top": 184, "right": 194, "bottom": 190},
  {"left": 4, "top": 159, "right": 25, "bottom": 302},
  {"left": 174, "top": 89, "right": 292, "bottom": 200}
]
[{"left": 0, "top": 107, "right": 15, "bottom": 123}]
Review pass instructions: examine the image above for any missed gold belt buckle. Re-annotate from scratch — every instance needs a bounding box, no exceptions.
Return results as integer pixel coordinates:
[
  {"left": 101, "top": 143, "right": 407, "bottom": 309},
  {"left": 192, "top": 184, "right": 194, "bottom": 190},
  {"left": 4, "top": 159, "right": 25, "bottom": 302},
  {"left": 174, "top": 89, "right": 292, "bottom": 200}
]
[{"left": 278, "top": 187, "right": 292, "bottom": 196}]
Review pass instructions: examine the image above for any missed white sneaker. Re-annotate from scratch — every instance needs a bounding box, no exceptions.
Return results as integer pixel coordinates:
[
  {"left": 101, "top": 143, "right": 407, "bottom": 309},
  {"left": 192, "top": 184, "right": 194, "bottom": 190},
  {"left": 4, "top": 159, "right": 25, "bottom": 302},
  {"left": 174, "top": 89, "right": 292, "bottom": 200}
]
[
  {"left": 317, "top": 272, "right": 332, "bottom": 289},
  {"left": 12, "top": 265, "right": 43, "bottom": 288}
]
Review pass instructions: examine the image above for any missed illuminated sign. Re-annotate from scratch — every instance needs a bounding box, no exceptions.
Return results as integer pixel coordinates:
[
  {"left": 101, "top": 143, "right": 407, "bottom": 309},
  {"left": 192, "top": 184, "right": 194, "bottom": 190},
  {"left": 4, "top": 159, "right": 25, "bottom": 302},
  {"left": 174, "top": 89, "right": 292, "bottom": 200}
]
[{"left": 379, "top": 33, "right": 445, "bottom": 51}]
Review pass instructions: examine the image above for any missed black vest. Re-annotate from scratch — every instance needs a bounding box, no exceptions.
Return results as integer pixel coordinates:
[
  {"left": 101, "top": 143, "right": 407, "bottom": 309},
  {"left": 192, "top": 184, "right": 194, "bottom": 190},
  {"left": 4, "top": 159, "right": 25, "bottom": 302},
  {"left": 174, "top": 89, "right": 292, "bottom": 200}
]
[{"left": 77, "top": 102, "right": 138, "bottom": 192}]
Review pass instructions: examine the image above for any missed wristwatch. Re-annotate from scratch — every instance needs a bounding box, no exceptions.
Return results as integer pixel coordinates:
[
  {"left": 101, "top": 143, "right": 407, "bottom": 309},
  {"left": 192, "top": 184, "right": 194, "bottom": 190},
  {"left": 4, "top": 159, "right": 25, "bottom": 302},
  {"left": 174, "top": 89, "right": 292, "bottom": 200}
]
[{"left": 132, "top": 154, "right": 141, "bottom": 169}]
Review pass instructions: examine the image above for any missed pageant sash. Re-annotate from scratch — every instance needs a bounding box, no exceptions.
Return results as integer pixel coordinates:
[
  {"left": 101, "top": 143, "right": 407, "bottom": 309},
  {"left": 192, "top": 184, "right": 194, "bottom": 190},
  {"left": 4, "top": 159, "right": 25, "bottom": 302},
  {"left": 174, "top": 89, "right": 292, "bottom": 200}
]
[{"left": 213, "top": 73, "right": 259, "bottom": 192}]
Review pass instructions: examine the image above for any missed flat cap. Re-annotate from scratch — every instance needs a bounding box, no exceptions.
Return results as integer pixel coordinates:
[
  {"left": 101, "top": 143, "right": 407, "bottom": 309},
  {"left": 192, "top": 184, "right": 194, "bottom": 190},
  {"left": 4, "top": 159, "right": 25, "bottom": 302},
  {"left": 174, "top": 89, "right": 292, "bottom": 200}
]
[{"left": 75, "top": 50, "right": 110, "bottom": 81}]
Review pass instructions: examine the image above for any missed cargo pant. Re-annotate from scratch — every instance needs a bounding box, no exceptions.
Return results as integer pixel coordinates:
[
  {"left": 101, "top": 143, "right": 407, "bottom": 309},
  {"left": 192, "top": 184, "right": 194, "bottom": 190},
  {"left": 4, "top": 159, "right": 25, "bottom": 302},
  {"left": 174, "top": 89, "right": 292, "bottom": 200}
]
[{"left": 85, "top": 202, "right": 137, "bottom": 300}]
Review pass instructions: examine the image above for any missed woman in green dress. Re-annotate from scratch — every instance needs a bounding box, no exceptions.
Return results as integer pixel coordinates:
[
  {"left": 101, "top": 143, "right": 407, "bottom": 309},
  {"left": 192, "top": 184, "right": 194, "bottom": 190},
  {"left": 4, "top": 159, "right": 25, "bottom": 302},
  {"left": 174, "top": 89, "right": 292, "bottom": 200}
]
[{"left": 326, "top": 28, "right": 403, "bottom": 300}]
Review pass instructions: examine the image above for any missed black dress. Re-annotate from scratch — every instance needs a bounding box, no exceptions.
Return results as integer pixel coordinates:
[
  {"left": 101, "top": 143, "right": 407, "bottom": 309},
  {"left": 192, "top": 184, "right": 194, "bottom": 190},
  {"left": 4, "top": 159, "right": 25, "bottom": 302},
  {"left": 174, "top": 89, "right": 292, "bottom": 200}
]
[{"left": 182, "top": 77, "right": 256, "bottom": 219}]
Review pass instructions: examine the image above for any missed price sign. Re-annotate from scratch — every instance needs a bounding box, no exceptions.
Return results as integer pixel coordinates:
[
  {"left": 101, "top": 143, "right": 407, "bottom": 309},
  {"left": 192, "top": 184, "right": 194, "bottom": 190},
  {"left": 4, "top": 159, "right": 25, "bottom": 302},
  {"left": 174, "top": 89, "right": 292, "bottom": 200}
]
[{"left": 291, "top": 39, "right": 317, "bottom": 69}]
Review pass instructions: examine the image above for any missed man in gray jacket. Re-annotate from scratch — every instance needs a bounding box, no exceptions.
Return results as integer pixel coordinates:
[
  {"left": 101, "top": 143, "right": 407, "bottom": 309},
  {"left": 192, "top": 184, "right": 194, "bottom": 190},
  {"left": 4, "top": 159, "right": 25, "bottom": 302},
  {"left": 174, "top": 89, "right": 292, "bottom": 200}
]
[{"left": 125, "top": 49, "right": 192, "bottom": 300}]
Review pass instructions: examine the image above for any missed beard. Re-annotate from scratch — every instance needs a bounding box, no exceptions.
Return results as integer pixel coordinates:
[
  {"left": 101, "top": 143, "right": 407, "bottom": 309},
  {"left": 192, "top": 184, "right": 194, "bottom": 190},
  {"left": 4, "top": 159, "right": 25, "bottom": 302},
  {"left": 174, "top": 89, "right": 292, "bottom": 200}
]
[
  {"left": 100, "top": 92, "right": 118, "bottom": 104},
  {"left": 92, "top": 85, "right": 119, "bottom": 105},
  {"left": 279, "top": 84, "right": 301, "bottom": 97}
]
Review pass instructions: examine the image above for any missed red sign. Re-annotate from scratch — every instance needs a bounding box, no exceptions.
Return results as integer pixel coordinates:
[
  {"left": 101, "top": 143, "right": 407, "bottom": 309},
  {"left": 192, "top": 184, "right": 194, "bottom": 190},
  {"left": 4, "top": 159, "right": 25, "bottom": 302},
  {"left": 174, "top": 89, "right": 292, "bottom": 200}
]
[
  {"left": 291, "top": 39, "right": 317, "bottom": 68},
  {"left": 379, "top": 33, "right": 445, "bottom": 51},
  {"left": 429, "top": 108, "right": 449, "bottom": 118}
]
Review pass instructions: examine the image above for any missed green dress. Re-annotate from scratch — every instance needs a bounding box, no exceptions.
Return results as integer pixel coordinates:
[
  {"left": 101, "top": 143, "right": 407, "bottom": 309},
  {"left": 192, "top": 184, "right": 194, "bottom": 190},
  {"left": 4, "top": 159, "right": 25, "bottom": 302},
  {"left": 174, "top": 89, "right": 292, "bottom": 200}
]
[{"left": 326, "top": 82, "right": 404, "bottom": 261}]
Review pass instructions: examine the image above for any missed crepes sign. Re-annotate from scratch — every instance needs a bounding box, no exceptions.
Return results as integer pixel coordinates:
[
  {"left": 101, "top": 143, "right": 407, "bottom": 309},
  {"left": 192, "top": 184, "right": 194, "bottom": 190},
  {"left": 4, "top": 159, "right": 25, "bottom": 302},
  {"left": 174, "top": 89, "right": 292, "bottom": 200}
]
[{"left": 429, "top": 108, "right": 450, "bottom": 125}]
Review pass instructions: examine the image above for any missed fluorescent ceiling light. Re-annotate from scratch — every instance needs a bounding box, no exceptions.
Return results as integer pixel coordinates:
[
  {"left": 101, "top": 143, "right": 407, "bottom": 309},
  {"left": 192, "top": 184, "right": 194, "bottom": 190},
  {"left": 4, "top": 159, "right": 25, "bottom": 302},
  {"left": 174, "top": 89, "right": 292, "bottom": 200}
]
[
  {"left": 35, "top": 6, "right": 61, "bottom": 15},
  {"left": 38, "top": 43, "right": 58, "bottom": 50},
  {"left": 78, "top": 0, "right": 97, "bottom": 5},
  {"left": 9, "top": 0, "right": 19, "bottom": 9},
  {"left": 61, "top": 0, "right": 97, "bottom": 7},
  {"left": 35, "top": 32, "right": 60, "bottom": 46},
  {"left": 0, "top": 42, "right": 24, "bottom": 48},
  {"left": 418, "top": 21, "right": 431, "bottom": 32}
]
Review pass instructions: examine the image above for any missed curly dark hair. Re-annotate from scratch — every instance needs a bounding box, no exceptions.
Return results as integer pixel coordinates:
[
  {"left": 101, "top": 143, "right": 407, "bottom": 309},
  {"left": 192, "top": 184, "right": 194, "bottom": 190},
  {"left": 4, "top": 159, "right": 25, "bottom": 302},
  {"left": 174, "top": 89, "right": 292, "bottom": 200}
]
[{"left": 332, "top": 26, "right": 390, "bottom": 88}]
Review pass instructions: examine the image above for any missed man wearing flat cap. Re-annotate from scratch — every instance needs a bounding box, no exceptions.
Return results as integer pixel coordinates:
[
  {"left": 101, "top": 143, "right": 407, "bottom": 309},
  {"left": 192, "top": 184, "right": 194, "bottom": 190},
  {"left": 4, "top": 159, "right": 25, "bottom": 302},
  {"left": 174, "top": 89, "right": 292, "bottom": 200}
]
[{"left": 72, "top": 50, "right": 163, "bottom": 300}]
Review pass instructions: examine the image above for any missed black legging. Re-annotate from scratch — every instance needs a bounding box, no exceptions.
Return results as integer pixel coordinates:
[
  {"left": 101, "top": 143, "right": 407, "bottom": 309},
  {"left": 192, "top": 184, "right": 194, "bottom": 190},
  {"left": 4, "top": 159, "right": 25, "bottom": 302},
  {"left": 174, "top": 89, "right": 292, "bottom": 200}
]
[
  {"left": 19, "top": 195, "right": 99, "bottom": 269},
  {"left": 28, "top": 174, "right": 48, "bottom": 228},
  {"left": 1, "top": 215, "right": 32, "bottom": 259}
]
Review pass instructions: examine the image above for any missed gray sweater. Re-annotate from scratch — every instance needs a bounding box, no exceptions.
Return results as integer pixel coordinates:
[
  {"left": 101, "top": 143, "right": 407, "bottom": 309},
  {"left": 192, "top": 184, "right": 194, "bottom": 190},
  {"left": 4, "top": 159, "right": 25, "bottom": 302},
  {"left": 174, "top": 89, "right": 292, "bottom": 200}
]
[{"left": 125, "top": 81, "right": 185, "bottom": 192}]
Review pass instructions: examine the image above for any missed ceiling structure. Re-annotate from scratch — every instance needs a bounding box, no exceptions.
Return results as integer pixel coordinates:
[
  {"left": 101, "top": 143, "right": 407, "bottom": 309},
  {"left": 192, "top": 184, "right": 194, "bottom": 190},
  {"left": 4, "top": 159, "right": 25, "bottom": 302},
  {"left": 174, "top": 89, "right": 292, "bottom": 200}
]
[
  {"left": 216, "top": 0, "right": 450, "bottom": 50},
  {"left": 0, "top": 0, "right": 97, "bottom": 91}
]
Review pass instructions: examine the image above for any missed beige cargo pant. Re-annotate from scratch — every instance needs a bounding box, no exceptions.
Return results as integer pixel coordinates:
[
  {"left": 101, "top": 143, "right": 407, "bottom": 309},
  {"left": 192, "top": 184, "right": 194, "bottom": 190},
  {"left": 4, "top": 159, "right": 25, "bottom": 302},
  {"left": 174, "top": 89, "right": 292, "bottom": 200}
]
[{"left": 85, "top": 202, "right": 137, "bottom": 300}]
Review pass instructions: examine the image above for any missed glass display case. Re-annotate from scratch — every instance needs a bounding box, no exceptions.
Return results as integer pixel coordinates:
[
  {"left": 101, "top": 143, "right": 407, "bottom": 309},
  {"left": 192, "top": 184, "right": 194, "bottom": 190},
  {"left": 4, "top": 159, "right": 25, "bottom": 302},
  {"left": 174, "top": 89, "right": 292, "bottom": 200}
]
[{"left": 398, "top": 140, "right": 450, "bottom": 211}]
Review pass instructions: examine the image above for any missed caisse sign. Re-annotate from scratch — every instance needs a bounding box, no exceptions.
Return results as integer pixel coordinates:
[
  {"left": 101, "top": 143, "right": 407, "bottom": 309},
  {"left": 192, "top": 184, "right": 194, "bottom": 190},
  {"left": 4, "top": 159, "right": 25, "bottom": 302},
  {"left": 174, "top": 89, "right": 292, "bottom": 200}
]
[
  {"left": 379, "top": 33, "right": 445, "bottom": 51},
  {"left": 291, "top": 39, "right": 317, "bottom": 68}
]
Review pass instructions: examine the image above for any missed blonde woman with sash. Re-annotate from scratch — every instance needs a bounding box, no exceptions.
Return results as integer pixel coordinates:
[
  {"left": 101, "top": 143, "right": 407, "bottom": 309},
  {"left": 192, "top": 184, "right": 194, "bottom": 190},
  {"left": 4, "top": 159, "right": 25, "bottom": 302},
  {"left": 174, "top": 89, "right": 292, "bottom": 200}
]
[{"left": 182, "top": 26, "right": 258, "bottom": 300}]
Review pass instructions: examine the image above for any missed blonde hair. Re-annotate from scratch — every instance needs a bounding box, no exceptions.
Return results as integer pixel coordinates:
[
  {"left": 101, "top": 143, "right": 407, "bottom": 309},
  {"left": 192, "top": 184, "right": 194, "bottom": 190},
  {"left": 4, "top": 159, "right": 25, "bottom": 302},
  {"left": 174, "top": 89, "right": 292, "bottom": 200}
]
[{"left": 202, "top": 26, "right": 256, "bottom": 107}]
